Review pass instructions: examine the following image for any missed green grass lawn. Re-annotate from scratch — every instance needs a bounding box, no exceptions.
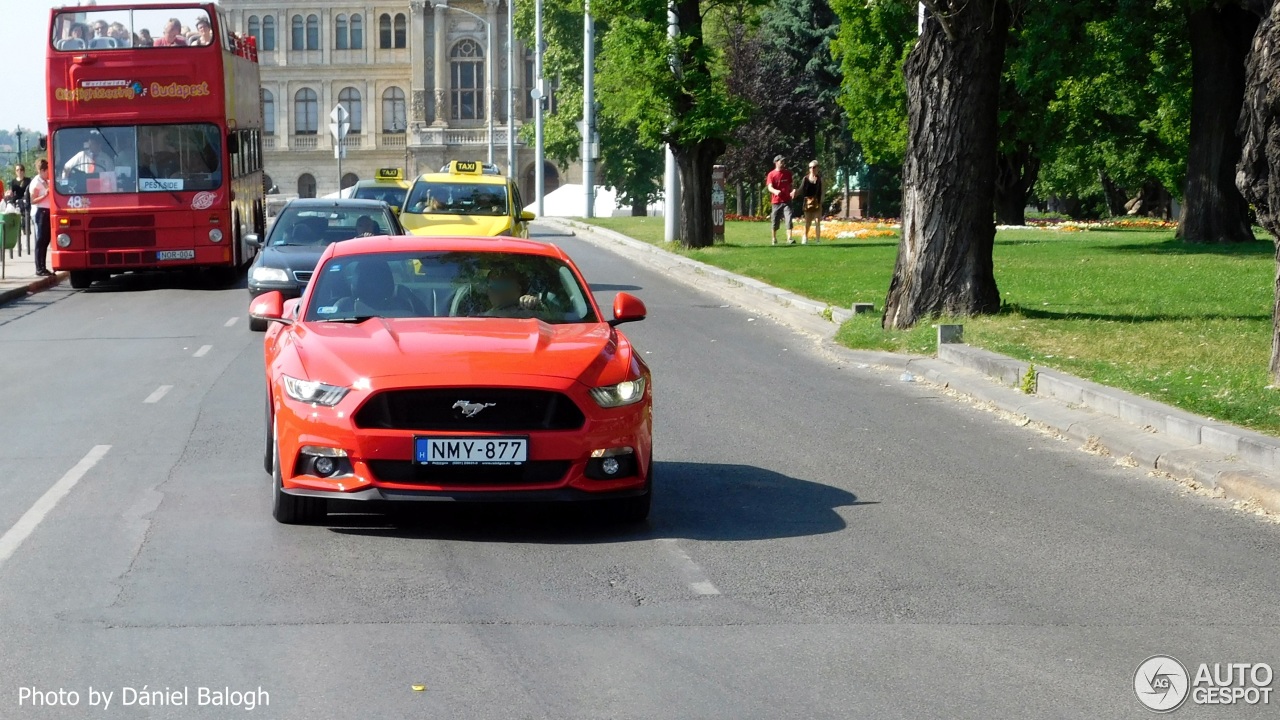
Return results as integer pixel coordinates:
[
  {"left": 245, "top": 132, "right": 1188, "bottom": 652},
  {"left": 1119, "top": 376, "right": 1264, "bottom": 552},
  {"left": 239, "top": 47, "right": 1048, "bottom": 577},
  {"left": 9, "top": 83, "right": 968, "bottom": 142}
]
[{"left": 586, "top": 216, "right": 1280, "bottom": 435}]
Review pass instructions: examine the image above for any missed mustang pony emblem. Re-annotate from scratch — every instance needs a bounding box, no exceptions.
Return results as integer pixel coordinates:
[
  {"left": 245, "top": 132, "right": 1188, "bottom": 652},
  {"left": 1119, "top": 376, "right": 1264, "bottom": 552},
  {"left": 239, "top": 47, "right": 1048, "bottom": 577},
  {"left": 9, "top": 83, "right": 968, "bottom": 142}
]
[{"left": 453, "top": 400, "right": 497, "bottom": 418}]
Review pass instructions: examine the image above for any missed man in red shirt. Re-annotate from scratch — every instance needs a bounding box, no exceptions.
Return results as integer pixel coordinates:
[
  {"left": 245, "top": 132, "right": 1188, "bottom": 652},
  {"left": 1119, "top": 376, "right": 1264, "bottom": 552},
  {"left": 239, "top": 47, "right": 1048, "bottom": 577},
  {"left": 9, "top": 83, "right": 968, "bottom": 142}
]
[{"left": 766, "top": 154, "right": 794, "bottom": 245}]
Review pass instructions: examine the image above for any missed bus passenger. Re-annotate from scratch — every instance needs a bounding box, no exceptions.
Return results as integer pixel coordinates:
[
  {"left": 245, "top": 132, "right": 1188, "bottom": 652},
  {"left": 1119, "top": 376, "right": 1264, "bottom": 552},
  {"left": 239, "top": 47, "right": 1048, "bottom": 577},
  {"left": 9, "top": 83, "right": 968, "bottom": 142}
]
[
  {"left": 109, "top": 23, "right": 132, "bottom": 46},
  {"left": 190, "top": 17, "right": 214, "bottom": 46},
  {"left": 155, "top": 18, "right": 187, "bottom": 47}
]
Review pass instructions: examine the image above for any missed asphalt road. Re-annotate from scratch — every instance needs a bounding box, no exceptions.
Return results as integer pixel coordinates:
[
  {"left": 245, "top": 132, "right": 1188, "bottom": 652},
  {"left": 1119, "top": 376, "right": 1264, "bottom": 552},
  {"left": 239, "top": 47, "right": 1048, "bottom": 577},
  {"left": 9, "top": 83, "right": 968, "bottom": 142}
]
[{"left": 0, "top": 223, "right": 1278, "bottom": 719}]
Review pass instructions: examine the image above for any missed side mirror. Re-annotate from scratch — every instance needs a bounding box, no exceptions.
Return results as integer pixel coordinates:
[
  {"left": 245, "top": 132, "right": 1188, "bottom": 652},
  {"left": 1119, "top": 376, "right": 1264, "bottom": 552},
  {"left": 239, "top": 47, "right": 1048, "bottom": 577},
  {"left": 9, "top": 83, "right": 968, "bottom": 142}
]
[
  {"left": 250, "top": 290, "right": 291, "bottom": 324},
  {"left": 609, "top": 292, "right": 646, "bottom": 326},
  {"left": 245, "top": 233, "right": 262, "bottom": 248},
  {"left": 226, "top": 133, "right": 240, "bottom": 154},
  {"left": 520, "top": 210, "right": 536, "bottom": 221}
]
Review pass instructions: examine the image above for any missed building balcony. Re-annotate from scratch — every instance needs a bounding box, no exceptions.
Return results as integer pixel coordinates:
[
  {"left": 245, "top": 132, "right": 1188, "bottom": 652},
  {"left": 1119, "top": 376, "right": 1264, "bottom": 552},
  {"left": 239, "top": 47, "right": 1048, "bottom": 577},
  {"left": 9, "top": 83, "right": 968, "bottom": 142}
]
[
  {"left": 379, "top": 133, "right": 407, "bottom": 148},
  {"left": 291, "top": 135, "right": 319, "bottom": 150}
]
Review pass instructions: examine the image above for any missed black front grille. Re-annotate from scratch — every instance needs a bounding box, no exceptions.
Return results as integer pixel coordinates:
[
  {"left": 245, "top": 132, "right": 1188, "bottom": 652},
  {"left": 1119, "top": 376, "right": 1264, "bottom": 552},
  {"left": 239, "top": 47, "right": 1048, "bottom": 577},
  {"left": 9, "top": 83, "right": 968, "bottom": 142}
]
[
  {"left": 88, "top": 230, "right": 157, "bottom": 249},
  {"left": 89, "top": 214, "right": 155, "bottom": 229},
  {"left": 367, "top": 460, "right": 571, "bottom": 486},
  {"left": 293, "top": 270, "right": 313, "bottom": 283},
  {"left": 354, "top": 389, "right": 585, "bottom": 431}
]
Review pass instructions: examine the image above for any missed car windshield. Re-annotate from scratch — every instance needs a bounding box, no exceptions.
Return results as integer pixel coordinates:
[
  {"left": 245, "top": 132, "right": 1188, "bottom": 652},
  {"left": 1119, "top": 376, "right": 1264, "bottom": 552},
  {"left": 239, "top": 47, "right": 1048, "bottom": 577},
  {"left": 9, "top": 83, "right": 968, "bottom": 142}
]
[
  {"left": 352, "top": 186, "right": 408, "bottom": 208},
  {"left": 404, "top": 182, "right": 508, "bottom": 216},
  {"left": 269, "top": 207, "right": 393, "bottom": 247},
  {"left": 304, "top": 251, "right": 597, "bottom": 324}
]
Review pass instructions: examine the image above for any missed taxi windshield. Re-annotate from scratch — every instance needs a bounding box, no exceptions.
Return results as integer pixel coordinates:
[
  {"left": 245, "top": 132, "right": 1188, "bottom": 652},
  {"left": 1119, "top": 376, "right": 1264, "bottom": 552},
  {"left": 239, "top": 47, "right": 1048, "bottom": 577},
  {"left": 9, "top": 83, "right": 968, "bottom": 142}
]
[
  {"left": 352, "top": 185, "right": 408, "bottom": 208},
  {"left": 404, "top": 182, "right": 508, "bottom": 217},
  {"left": 305, "top": 251, "right": 597, "bottom": 324}
]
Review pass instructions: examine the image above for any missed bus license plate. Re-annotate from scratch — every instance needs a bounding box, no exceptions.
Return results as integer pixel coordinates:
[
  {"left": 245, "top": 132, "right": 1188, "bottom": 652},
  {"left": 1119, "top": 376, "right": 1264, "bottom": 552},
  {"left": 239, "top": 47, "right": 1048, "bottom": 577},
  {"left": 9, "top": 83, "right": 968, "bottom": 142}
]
[
  {"left": 156, "top": 250, "right": 196, "bottom": 261},
  {"left": 414, "top": 437, "right": 527, "bottom": 465}
]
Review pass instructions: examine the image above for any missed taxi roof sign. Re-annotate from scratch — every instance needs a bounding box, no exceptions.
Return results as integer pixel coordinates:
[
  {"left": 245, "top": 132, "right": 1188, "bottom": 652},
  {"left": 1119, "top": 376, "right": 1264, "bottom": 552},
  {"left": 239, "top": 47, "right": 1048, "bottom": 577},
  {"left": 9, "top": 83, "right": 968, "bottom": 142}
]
[
  {"left": 376, "top": 168, "right": 404, "bottom": 181},
  {"left": 447, "top": 160, "right": 483, "bottom": 176}
]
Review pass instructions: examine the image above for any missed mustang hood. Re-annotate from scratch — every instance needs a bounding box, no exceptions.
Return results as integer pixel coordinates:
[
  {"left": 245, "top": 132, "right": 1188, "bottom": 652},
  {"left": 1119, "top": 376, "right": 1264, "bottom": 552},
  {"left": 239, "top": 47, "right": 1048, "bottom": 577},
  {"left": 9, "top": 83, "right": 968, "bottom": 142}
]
[{"left": 294, "top": 318, "right": 617, "bottom": 382}]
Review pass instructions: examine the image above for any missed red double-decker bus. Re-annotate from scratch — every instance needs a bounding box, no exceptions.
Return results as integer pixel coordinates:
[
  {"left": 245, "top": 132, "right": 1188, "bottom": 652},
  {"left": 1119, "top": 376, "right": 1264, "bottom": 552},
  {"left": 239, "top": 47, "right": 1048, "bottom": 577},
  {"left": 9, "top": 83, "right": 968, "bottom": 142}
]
[{"left": 46, "top": 3, "right": 265, "bottom": 289}]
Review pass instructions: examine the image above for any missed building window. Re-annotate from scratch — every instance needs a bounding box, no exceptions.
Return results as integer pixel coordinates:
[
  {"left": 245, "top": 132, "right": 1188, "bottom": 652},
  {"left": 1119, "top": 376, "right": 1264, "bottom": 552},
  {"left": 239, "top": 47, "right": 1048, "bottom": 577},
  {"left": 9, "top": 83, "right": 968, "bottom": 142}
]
[
  {"left": 306, "top": 15, "right": 320, "bottom": 50},
  {"left": 298, "top": 173, "right": 316, "bottom": 198},
  {"left": 342, "top": 173, "right": 359, "bottom": 190},
  {"left": 294, "top": 89, "right": 319, "bottom": 134},
  {"left": 335, "top": 14, "right": 348, "bottom": 50},
  {"left": 382, "top": 88, "right": 407, "bottom": 132},
  {"left": 338, "top": 87, "right": 363, "bottom": 133},
  {"left": 394, "top": 13, "right": 407, "bottom": 49},
  {"left": 262, "top": 90, "right": 275, "bottom": 136},
  {"left": 262, "top": 15, "right": 276, "bottom": 51},
  {"left": 291, "top": 15, "right": 304, "bottom": 50},
  {"left": 350, "top": 15, "right": 363, "bottom": 50},
  {"left": 451, "top": 40, "right": 484, "bottom": 121},
  {"left": 248, "top": 16, "right": 260, "bottom": 46},
  {"left": 379, "top": 14, "right": 392, "bottom": 49}
]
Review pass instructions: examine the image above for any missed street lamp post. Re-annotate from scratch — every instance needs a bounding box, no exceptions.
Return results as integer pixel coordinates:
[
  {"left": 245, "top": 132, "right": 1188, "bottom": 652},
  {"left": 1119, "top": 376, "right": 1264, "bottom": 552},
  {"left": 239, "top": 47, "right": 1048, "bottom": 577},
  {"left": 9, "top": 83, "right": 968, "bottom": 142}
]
[{"left": 439, "top": 5, "right": 495, "bottom": 165}]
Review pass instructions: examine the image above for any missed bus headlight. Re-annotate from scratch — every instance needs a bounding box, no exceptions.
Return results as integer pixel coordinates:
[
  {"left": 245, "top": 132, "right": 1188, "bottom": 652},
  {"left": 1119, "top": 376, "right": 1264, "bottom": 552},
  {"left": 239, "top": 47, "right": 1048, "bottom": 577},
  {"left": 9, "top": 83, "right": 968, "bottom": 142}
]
[
  {"left": 56, "top": 233, "right": 71, "bottom": 248},
  {"left": 209, "top": 229, "right": 224, "bottom": 242}
]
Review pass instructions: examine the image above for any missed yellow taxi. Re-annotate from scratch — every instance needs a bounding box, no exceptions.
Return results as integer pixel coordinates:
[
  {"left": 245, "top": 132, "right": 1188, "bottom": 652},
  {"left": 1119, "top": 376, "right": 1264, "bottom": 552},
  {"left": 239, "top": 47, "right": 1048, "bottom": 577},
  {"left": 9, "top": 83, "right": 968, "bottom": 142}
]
[
  {"left": 400, "top": 160, "right": 534, "bottom": 237},
  {"left": 350, "top": 168, "right": 411, "bottom": 215}
]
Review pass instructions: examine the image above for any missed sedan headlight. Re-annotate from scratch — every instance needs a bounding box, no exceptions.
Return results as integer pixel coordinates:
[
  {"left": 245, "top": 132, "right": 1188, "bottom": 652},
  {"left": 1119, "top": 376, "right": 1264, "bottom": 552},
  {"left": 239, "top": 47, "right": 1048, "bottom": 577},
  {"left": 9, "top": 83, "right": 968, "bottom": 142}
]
[
  {"left": 252, "top": 266, "right": 289, "bottom": 283},
  {"left": 282, "top": 375, "right": 349, "bottom": 406},
  {"left": 589, "top": 377, "right": 647, "bottom": 408}
]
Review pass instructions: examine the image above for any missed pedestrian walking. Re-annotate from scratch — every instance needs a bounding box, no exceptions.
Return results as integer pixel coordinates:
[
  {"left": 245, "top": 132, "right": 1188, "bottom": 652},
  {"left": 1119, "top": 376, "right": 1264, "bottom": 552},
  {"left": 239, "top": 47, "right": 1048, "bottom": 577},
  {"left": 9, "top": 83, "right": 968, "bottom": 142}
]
[
  {"left": 29, "top": 159, "right": 52, "bottom": 276},
  {"left": 798, "top": 160, "right": 823, "bottom": 245},
  {"left": 5, "top": 163, "right": 31, "bottom": 237},
  {"left": 766, "top": 155, "right": 794, "bottom": 245}
]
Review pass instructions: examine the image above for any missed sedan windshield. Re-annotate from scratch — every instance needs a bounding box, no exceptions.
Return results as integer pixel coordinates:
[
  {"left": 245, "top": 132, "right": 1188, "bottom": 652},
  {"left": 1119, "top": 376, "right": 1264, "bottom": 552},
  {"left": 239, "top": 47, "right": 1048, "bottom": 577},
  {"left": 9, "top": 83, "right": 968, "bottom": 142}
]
[
  {"left": 269, "top": 208, "right": 395, "bottom": 246},
  {"left": 305, "top": 251, "right": 597, "bottom": 324}
]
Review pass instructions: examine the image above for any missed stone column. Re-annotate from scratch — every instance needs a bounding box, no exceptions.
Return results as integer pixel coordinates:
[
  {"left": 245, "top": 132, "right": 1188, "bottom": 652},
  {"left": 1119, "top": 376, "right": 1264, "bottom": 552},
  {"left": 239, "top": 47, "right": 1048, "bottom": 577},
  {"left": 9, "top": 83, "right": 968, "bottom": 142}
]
[
  {"left": 432, "top": 1, "right": 450, "bottom": 126},
  {"left": 409, "top": 0, "right": 427, "bottom": 125}
]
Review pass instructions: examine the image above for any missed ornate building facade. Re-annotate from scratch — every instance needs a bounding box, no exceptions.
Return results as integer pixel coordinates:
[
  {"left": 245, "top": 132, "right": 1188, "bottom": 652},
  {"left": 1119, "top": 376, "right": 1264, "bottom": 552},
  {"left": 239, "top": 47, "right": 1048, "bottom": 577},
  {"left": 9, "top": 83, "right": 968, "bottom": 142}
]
[{"left": 219, "top": 0, "right": 568, "bottom": 201}]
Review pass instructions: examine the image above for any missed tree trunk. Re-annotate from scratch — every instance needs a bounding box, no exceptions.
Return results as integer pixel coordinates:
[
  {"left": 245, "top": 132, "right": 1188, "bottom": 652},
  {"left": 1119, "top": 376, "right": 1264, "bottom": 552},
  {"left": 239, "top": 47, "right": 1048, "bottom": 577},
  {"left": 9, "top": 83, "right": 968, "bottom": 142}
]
[
  {"left": 994, "top": 144, "right": 1040, "bottom": 226},
  {"left": 1100, "top": 173, "right": 1129, "bottom": 217},
  {"left": 883, "top": 0, "right": 1010, "bottom": 330},
  {"left": 736, "top": 183, "right": 745, "bottom": 216},
  {"left": 1178, "top": 3, "right": 1259, "bottom": 244},
  {"left": 1238, "top": 1, "right": 1280, "bottom": 381},
  {"left": 674, "top": 138, "right": 727, "bottom": 248},
  {"left": 631, "top": 196, "right": 647, "bottom": 216}
]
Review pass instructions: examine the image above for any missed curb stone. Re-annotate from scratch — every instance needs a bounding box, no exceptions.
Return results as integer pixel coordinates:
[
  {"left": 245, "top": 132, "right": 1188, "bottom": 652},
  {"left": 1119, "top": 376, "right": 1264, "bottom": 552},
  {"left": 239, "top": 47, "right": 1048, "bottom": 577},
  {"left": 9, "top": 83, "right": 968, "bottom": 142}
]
[
  {"left": 545, "top": 217, "right": 1280, "bottom": 516},
  {"left": 0, "top": 272, "right": 67, "bottom": 307}
]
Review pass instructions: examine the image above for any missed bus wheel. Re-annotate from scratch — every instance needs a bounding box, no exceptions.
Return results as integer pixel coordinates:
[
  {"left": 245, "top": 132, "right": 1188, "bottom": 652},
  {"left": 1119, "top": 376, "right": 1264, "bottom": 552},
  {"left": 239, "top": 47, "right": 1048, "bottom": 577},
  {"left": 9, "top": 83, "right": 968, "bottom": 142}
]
[{"left": 69, "top": 271, "right": 93, "bottom": 290}]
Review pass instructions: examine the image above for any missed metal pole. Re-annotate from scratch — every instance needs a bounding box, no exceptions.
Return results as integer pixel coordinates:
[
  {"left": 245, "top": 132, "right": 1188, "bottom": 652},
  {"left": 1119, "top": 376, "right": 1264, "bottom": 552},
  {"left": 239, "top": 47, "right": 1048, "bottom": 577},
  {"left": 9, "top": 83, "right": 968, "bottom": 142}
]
[
  {"left": 582, "top": 0, "right": 594, "bottom": 218},
  {"left": 534, "top": 0, "right": 545, "bottom": 215},
  {"left": 918, "top": 2, "right": 925, "bottom": 33},
  {"left": 663, "top": 1, "right": 680, "bottom": 242},
  {"left": 486, "top": 18, "right": 495, "bottom": 165},
  {"left": 507, "top": 0, "right": 516, "bottom": 179}
]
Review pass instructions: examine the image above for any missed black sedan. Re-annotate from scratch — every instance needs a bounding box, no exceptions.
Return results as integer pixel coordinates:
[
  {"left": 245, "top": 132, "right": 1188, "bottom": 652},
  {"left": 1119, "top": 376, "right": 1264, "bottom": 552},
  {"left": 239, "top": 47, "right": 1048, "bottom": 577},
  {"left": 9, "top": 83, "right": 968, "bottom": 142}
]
[{"left": 246, "top": 198, "right": 404, "bottom": 330}]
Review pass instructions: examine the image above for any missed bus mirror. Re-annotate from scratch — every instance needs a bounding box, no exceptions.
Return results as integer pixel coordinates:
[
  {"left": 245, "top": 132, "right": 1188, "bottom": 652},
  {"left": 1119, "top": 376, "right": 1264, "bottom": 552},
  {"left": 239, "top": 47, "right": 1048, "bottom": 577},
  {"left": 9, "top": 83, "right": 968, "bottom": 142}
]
[
  {"left": 38, "top": 137, "right": 47, "bottom": 151},
  {"left": 226, "top": 134, "right": 240, "bottom": 154}
]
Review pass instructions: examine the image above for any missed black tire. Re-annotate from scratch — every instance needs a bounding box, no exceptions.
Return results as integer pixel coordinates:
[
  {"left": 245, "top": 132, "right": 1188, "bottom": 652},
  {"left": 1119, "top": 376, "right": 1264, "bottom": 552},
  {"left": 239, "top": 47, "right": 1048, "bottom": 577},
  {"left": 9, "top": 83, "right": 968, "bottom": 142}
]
[
  {"left": 69, "top": 270, "right": 93, "bottom": 289},
  {"left": 249, "top": 315, "right": 268, "bottom": 332},
  {"left": 271, "top": 422, "right": 326, "bottom": 524}
]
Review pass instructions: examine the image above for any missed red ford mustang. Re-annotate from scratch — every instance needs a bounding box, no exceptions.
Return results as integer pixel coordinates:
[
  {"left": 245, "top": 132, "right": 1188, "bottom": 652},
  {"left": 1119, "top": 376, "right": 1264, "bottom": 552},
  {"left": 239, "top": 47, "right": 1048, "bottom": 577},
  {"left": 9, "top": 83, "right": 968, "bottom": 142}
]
[{"left": 251, "top": 235, "right": 652, "bottom": 524}]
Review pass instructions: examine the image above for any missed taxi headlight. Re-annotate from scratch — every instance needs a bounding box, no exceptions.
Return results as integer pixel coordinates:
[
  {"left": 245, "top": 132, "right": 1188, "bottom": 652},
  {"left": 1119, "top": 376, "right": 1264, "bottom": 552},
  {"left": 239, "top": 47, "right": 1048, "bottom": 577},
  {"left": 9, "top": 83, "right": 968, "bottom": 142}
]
[
  {"left": 251, "top": 266, "right": 289, "bottom": 283},
  {"left": 282, "top": 375, "right": 349, "bottom": 407},
  {"left": 589, "top": 377, "right": 646, "bottom": 408}
]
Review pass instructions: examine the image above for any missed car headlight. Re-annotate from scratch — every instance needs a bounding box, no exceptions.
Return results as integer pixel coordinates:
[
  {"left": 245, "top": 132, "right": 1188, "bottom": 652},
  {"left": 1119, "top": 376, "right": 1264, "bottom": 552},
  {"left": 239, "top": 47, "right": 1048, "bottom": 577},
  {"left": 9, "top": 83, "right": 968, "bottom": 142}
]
[
  {"left": 252, "top": 266, "right": 289, "bottom": 283},
  {"left": 282, "top": 375, "right": 349, "bottom": 406},
  {"left": 589, "top": 377, "right": 646, "bottom": 408}
]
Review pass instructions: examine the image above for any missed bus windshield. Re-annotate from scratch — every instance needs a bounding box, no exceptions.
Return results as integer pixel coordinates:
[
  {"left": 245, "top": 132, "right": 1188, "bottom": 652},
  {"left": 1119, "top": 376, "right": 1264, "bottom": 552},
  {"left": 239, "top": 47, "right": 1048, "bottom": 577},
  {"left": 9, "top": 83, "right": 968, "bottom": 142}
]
[
  {"left": 51, "top": 7, "right": 220, "bottom": 51},
  {"left": 53, "top": 124, "right": 222, "bottom": 196}
]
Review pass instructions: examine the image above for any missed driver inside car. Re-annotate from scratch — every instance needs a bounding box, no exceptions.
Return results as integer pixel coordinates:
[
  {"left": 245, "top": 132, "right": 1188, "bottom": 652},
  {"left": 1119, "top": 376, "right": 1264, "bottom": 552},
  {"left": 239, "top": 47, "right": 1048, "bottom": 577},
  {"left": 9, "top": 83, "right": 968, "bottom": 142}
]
[{"left": 482, "top": 267, "right": 545, "bottom": 319}]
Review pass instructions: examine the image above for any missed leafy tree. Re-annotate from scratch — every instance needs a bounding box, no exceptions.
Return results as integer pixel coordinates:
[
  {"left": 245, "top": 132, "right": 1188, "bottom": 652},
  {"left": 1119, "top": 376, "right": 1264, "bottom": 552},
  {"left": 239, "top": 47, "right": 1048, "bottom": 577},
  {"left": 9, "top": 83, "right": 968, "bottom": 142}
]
[{"left": 829, "top": 0, "right": 915, "bottom": 166}]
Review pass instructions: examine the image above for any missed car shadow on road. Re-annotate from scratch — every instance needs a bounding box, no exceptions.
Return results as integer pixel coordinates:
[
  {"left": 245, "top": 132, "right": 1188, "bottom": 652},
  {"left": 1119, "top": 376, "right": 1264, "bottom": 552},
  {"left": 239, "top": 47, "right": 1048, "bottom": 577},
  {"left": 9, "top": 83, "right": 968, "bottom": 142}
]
[
  {"left": 324, "top": 461, "right": 874, "bottom": 544},
  {"left": 82, "top": 269, "right": 246, "bottom": 293}
]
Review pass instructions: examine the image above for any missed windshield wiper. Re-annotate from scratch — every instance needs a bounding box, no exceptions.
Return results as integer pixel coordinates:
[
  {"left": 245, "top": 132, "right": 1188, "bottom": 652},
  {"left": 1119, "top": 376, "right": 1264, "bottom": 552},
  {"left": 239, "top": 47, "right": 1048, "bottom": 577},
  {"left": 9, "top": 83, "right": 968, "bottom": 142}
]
[{"left": 317, "top": 315, "right": 379, "bottom": 324}]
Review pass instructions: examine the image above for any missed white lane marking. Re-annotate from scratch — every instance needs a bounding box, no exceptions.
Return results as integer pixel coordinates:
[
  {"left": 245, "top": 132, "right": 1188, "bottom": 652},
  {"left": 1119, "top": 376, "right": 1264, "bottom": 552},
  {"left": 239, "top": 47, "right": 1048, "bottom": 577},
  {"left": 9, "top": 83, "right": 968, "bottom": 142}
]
[
  {"left": 0, "top": 445, "right": 112, "bottom": 570},
  {"left": 659, "top": 538, "right": 721, "bottom": 596},
  {"left": 143, "top": 385, "right": 173, "bottom": 404},
  {"left": 193, "top": 344, "right": 212, "bottom": 358},
  {"left": 224, "top": 317, "right": 238, "bottom": 327}
]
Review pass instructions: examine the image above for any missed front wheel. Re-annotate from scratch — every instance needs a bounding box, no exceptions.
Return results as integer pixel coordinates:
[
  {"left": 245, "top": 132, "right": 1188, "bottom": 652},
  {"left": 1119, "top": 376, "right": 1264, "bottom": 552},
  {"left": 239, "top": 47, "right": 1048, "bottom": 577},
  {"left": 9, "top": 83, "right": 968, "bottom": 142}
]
[
  {"left": 69, "top": 270, "right": 93, "bottom": 289},
  {"left": 608, "top": 464, "right": 653, "bottom": 523},
  {"left": 271, "top": 421, "right": 326, "bottom": 525}
]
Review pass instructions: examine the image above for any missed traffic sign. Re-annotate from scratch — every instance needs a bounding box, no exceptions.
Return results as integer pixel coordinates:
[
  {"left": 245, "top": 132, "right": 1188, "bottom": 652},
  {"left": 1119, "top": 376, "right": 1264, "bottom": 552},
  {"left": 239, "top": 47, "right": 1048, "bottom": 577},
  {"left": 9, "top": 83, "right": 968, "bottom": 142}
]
[{"left": 329, "top": 104, "right": 350, "bottom": 142}]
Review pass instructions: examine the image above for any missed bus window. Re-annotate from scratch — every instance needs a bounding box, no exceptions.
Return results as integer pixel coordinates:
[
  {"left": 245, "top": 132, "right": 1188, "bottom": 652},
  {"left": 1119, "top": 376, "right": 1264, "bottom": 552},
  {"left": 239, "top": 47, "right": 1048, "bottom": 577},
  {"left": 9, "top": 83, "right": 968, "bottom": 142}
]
[{"left": 51, "top": 8, "right": 217, "bottom": 52}]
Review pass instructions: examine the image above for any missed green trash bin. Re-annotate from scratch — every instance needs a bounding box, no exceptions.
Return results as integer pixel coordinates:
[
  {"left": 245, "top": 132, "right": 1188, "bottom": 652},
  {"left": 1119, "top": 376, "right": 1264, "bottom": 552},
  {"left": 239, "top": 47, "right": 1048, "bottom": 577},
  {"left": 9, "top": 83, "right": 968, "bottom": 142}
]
[{"left": 1, "top": 212, "right": 19, "bottom": 251}]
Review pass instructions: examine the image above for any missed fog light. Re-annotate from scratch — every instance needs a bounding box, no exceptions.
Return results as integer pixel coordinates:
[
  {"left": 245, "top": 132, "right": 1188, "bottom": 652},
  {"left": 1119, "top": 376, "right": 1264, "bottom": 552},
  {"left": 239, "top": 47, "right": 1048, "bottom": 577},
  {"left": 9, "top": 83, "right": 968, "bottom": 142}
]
[
  {"left": 56, "top": 233, "right": 72, "bottom": 248},
  {"left": 209, "top": 229, "right": 224, "bottom": 242},
  {"left": 601, "top": 457, "right": 620, "bottom": 475},
  {"left": 586, "top": 447, "right": 637, "bottom": 480},
  {"left": 313, "top": 456, "right": 337, "bottom": 476}
]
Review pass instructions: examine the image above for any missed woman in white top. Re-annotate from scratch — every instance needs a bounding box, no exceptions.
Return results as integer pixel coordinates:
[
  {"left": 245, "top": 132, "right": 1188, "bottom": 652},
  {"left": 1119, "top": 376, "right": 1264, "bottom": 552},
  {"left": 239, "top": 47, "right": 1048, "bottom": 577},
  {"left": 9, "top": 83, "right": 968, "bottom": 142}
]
[{"left": 29, "top": 159, "right": 52, "bottom": 276}]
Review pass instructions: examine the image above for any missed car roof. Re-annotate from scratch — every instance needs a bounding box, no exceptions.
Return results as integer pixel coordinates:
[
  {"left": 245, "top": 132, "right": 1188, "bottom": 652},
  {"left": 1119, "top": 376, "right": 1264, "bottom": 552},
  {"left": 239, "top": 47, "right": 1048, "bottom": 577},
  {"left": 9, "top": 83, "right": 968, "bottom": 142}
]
[
  {"left": 411, "top": 173, "right": 509, "bottom": 187},
  {"left": 327, "top": 235, "right": 568, "bottom": 260},
  {"left": 353, "top": 178, "right": 408, "bottom": 187},
  {"left": 283, "top": 198, "right": 394, "bottom": 210}
]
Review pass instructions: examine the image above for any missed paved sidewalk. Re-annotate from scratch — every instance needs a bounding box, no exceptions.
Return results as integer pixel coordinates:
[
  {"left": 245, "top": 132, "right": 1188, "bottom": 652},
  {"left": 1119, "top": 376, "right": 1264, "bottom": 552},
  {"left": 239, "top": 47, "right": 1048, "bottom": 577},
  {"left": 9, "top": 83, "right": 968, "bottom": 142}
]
[
  {"left": 0, "top": 225, "right": 65, "bottom": 305},
  {"left": 547, "top": 217, "right": 1280, "bottom": 516}
]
